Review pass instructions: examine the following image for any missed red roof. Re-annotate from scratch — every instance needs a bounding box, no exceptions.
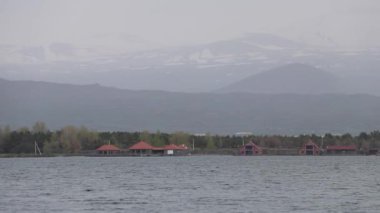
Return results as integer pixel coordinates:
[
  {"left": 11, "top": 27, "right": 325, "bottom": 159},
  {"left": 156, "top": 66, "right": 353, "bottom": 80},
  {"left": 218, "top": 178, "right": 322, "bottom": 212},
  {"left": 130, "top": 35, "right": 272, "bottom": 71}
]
[
  {"left": 163, "top": 144, "right": 181, "bottom": 150},
  {"left": 128, "top": 141, "right": 155, "bottom": 150},
  {"left": 244, "top": 141, "right": 256, "bottom": 146},
  {"left": 177, "top": 144, "right": 189, "bottom": 150},
  {"left": 302, "top": 140, "right": 320, "bottom": 149},
  {"left": 326, "top": 145, "right": 356, "bottom": 151},
  {"left": 305, "top": 140, "right": 317, "bottom": 146},
  {"left": 242, "top": 141, "right": 261, "bottom": 149},
  {"left": 240, "top": 141, "right": 262, "bottom": 151},
  {"left": 240, "top": 141, "right": 263, "bottom": 155},
  {"left": 96, "top": 144, "right": 121, "bottom": 151}
]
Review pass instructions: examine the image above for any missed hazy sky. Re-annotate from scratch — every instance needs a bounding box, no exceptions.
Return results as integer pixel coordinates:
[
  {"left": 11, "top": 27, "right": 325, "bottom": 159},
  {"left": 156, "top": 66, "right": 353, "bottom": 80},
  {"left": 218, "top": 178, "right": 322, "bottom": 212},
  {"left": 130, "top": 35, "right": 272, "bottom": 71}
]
[{"left": 1, "top": 0, "right": 379, "bottom": 49}]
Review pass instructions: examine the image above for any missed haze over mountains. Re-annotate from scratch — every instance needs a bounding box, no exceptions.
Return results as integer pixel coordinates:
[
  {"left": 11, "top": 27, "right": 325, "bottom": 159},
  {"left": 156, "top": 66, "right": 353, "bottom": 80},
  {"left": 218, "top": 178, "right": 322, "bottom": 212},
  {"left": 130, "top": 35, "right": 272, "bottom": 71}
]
[{"left": 1, "top": 34, "right": 380, "bottom": 95}]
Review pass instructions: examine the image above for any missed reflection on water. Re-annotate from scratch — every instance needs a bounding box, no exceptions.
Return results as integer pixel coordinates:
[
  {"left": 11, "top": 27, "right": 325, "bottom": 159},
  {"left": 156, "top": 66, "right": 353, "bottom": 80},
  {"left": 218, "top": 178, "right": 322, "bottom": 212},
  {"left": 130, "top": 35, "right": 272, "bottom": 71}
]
[{"left": 0, "top": 156, "right": 379, "bottom": 212}]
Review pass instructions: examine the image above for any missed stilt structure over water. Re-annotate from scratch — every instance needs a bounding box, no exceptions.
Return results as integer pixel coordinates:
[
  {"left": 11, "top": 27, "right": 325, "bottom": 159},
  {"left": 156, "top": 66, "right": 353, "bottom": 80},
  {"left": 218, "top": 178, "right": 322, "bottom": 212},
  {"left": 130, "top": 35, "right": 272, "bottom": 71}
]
[
  {"left": 240, "top": 141, "right": 262, "bottom": 155},
  {"left": 299, "top": 140, "right": 321, "bottom": 155}
]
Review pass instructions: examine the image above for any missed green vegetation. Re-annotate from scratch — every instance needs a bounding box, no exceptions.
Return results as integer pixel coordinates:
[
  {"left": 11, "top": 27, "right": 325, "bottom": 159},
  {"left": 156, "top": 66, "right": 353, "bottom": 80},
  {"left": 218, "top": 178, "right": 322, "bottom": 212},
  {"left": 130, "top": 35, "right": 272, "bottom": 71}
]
[{"left": 0, "top": 122, "right": 379, "bottom": 156}]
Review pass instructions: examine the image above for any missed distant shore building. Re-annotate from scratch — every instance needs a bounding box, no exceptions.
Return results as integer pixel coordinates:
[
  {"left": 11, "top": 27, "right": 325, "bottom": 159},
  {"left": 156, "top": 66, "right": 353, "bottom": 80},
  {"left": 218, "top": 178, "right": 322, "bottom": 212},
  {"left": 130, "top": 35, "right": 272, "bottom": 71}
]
[
  {"left": 162, "top": 144, "right": 189, "bottom": 155},
  {"left": 163, "top": 144, "right": 180, "bottom": 155},
  {"left": 326, "top": 145, "right": 357, "bottom": 155},
  {"left": 96, "top": 144, "right": 121, "bottom": 155},
  {"left": 240, "top": 141, "right": 262, "bottom": 155},
  {"left": 299, "top": 140, "right": 321, "bottom": 155},
  {"left": 128, "top": 141, "right": 156, "bottom": 156},
  {"left": 127, "top": 141, "right": 190, "bottom": 156}
]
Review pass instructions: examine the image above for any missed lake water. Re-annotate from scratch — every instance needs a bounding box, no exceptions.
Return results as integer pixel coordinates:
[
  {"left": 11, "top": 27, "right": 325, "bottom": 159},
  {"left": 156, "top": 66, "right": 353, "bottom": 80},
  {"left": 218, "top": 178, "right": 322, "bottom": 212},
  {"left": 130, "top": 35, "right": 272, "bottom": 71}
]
[{"left": 0, "top": 156, "right": 379, "bottom": 213}]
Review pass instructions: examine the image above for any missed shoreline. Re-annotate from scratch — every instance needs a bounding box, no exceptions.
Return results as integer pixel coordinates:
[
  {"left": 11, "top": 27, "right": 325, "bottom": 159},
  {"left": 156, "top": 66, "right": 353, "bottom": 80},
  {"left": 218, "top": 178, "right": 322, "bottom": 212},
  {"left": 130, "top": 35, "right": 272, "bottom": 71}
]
[{"left": 0, "top": 153, "right": 377, "bottom": 158}]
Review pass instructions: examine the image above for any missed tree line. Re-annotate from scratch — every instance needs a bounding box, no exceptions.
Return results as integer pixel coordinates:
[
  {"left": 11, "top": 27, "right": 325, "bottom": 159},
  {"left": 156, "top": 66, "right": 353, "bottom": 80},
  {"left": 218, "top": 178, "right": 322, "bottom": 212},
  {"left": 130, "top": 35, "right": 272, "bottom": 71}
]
[{"left": 0, "top": 122, "right": 379, "bottom": 154}]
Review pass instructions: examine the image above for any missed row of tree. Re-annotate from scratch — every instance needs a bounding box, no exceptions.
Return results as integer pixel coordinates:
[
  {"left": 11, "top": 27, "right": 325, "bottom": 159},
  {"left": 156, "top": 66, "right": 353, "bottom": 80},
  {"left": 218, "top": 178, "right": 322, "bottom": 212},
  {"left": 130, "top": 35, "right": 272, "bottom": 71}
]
[{"left": 0, "top": 122, "right": 379, "bottom": 154}]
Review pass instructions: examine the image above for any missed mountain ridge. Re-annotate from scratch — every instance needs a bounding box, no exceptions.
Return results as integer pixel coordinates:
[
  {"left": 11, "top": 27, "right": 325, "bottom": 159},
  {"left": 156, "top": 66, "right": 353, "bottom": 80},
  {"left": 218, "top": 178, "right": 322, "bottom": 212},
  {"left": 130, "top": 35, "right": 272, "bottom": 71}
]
[
  {"left": 1, "top": 78, "right": 380, "bottom": 135},
  {"left": 218, "top": 63, "right": 339, "bottom": 94}
]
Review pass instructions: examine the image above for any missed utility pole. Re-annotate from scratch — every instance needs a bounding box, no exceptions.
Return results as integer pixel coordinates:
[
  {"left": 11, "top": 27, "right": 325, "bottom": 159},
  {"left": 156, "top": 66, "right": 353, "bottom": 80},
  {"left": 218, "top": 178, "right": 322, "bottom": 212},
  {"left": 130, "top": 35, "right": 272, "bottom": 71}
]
[
  {"left": 34, "top": 141, "right": 42, "bottom": 156},
  {"left": 192, "top": 138, "right": 195, "bottom": 151},
  {"left": 321, "top": 134, "right": 324, "bottom": 149}
]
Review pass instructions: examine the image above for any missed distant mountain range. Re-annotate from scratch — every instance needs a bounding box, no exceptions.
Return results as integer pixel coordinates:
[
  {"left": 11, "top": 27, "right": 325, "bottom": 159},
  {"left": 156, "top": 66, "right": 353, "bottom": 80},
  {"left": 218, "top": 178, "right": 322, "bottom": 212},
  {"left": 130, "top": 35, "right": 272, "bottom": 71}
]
[
  {"left": 1, "top": 34, "right": 380, "bottom": 134},
  {"left": 1, "top": 33, "right": 379, "bottom": 94},
  {"left": 1, "top": 78, "right": 380, "bottom": 135}
]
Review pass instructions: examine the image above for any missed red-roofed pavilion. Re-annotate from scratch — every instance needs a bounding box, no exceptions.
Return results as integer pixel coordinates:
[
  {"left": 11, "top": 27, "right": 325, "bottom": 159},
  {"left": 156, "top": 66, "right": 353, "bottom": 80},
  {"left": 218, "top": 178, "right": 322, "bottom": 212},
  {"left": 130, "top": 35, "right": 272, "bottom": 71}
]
[
  {"left": 128, "top": 141, "right": 158, "bottom": 156},
  {"left": 129, "top": 141, "right": 155, "bottom": 150},
  {"left": 96, "top": 144, "right": 121, "bottom": 155}
]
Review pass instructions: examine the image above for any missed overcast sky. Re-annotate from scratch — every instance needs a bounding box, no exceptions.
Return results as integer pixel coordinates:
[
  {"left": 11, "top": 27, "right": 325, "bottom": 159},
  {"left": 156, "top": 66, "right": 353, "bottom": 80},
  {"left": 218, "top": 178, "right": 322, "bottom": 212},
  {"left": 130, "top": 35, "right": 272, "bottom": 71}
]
[{"left": 1, "top": 0, "right": 379, "bottom": 49}]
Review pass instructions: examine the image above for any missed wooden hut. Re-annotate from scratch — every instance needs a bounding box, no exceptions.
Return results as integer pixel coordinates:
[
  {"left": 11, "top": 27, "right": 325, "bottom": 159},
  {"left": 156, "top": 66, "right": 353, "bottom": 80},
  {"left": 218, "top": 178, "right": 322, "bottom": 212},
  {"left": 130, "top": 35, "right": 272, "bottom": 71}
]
[
  {"left": 299, "top": 140, "right": 321, "bottom": 155},
  {"left": 326, "top": 145, "right": 357, "bottom": 155},
  {"left": 240, "top": 141, "right": 262, "bottom": 155},
  {"left": 96, "top": 144, "right": 121, "bottom": 155}
]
